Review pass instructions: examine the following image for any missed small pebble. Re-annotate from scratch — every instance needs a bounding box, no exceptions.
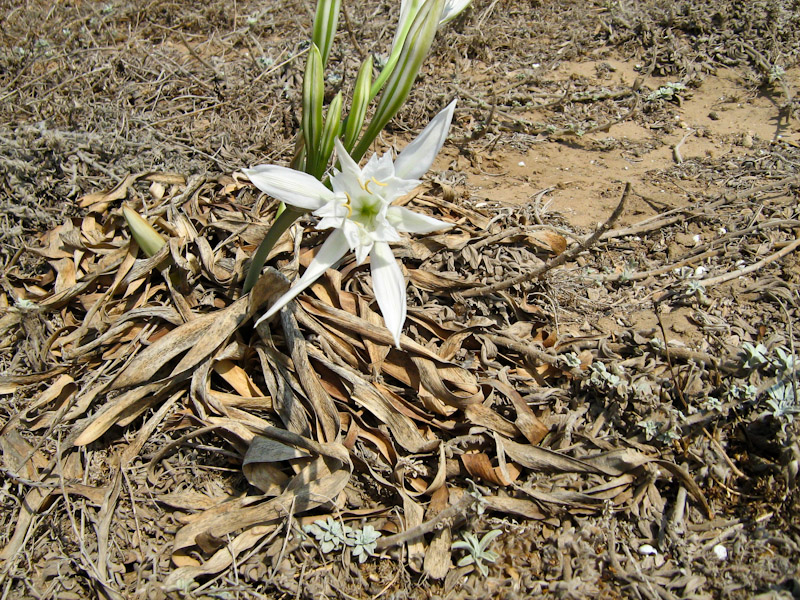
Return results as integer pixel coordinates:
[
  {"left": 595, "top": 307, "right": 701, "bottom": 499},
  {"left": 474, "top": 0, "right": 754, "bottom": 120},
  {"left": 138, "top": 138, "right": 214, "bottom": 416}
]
[
  {"left": 639, "top": 544, "right": 658, "bottom": 556},
  {"left": 712, "top": 544, "right": 728, "bottom": 561},
  {"left": 708, "top": 110, "right": 720, "bottom": 120}
]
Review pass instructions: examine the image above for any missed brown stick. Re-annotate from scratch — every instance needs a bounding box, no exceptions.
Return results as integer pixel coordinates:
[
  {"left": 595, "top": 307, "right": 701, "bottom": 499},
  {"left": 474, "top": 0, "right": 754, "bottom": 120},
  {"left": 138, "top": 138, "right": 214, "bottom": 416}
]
[
  {"left": 698, "top": 236, "right": 800, "bottom": 287},
  {"left": 375, "top": 492, "right": 478, "bottom": 550},
  {"left": 461, "top": 183, "right": 630, "bottom": 298}
]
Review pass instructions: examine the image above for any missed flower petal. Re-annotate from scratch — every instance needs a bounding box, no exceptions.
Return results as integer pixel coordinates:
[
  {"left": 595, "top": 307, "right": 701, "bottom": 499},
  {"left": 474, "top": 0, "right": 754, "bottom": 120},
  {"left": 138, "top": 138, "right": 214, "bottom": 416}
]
[
  {"left": 370, "top": 241, "right": 407, "bottom": 348},
  {"left": 440, "top": 0, "right": 471, "bottom": 25},
  {"left": 362, "top": 151, "right": 397, "bottom": 184},
  {"left": 387, "top": 206, "right": 452, "bottom": 233},
  {"left": 393, "top": 100, "right": 456, "bottom": 180},
  {"left": 244, "top": 165, "right": 333, "bottom": 211},
  {"left": 255, "top": 229, "right": 349, "bottom": 325},
  {"left": 333, "top": 138, "right": 364, "bottom": 187}
]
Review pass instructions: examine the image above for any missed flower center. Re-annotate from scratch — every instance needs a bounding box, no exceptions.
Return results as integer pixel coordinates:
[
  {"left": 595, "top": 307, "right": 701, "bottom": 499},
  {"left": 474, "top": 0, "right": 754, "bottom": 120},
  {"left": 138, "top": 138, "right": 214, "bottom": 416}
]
[
  {"left": 345, "top": 177, "right": 388, "bottom": 230},
  {"left": 352, "top": 194, "right": 381, "bottom": 225}
]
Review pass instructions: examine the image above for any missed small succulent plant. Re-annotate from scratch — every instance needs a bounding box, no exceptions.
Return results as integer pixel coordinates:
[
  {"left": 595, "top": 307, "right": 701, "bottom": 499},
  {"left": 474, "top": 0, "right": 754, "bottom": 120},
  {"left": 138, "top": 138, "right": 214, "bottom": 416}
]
[
  {"left": 349, "top": 525, "right": 381, "bottom": 563},
  {"left": 740, "top": 342, "right": 769, "bottom": 371},
  {"left": 304, "top": 517, "right": 353, "bottom": 554},
  {"left": 452, "top": 529, "right": 502, "bottom": 577},
  {"left": 303, "top": 518, "right": 382, "bottom": 563}
]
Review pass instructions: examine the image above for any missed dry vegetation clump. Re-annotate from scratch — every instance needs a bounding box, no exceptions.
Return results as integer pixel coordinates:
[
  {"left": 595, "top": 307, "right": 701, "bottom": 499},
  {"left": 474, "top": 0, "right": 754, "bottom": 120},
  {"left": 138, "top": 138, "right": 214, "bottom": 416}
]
[{"left": 1, "top": 1, "right": 800, "bottom": 599}]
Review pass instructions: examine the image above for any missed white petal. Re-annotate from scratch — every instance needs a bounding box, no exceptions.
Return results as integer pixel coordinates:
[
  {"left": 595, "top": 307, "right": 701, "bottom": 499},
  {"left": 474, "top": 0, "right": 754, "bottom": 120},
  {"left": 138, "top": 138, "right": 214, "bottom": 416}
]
[
  {"left": 393, "top": 100, "right": 456, "bottom": 180},
  {"left": 440, "top": 0, "right": 471, "bottom": 24},
  {"left": 362, "top": 151, "right": 397, "bottom": 184},
  {"left": 333, "top": 138, "right": 364, "bottom": 186},
  {"left": 370, "top": 241, "right": 407, "bottom": 348},
  {"left": 379, "top": 176, "right": 421, "bottom": 202},
  {"left": 255, "top": 230, "right": 349, "bottom": 325},
  {"left": 355, "top": 240, "right": 372, "bottom": 265},
  {"left": 387, "top": 206, "right": 452, "bottom": 233},
  {"left": 244, "top": 165, "right": 333, "bottom": 211}
]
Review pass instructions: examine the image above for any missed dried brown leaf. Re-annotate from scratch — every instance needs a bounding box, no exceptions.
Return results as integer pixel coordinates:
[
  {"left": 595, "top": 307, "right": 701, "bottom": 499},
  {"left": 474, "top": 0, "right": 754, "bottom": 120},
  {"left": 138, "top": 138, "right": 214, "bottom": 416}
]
[{"left": 423, "top": 485, "right": 452, "bottom": 579}]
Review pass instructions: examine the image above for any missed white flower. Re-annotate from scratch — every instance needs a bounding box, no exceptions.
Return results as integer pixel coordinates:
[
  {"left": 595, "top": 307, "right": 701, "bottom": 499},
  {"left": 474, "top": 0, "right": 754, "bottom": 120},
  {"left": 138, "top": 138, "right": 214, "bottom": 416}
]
[
  {"left": 440, "top": 0, "right": 472, "bottom": 24},
  {"left": 245, "top": 100, "right": 456, "bottom": 347}
]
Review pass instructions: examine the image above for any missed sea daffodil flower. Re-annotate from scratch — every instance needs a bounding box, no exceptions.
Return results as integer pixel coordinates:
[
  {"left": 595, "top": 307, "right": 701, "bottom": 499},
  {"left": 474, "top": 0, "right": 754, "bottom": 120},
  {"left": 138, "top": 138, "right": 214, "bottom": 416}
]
[{"left": 245, "top": 100, "right": 456, "bottom": 347}]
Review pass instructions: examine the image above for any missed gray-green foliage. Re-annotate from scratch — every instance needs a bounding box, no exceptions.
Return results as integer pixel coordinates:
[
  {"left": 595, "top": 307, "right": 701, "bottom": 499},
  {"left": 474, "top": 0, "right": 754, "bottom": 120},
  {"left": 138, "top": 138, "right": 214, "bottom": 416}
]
[
  {"left": 303, "top": 518, "right": 382, "bottom": 563},
  {"left": 736, "top": 342, "right": 799, "bottom": 425},
  {"left": 304, "top": 517, "right": 352, "bottom": 553},
  {"left": 740, "top": 342, "right": 769, "bottom": 371},
  {"left": 452, "top": 529, "right": 502, "bottom": 577},
  {"left": 646, "top": 82, "right": 686, "bottom": 102}
]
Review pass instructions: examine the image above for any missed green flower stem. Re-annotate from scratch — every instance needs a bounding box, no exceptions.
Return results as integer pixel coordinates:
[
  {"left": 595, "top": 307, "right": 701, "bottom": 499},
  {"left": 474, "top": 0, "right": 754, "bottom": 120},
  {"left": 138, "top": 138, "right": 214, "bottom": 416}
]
[{"left": 243, "top": 206, "right": 307, "bottom": 294}]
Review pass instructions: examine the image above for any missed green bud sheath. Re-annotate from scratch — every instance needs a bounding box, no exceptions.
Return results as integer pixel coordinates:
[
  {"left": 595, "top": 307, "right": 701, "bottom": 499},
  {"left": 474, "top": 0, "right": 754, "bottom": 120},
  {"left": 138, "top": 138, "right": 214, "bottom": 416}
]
[
  {"left": 302, "top": 44, "right": 325, "bottom": 176},
  {"left": 312, "top": 0, "right": 341, "bottom": 67},
  {"left": 122, "top": 205, "right": 166, "bottom": 257},
  {"left": 343, "top": 56, "right": 373, "bottom": 153},
  {"left": 317, "top": 91, "right": 343, "bottom": 178},
  {"left": 352, "top": 0, "right": 445, "bottom": 163}
]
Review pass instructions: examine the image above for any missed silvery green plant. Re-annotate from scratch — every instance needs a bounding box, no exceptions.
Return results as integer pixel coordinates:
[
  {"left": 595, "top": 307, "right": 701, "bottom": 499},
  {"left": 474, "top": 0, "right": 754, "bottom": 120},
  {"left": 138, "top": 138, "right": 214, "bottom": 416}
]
[
  {"left": 452, "top": 529, "right": 502, "bottom": 577},
  {"left": 589, "top": 362, "right": 620, "bottom": 387},
  {"left": 637, "top": 419, "right": 660, "bottom": 441},
  {"left": 772, "top": 346, "right": 797, "bottom": 376},
  {"left": 764, "top": 382, "right": 798, "bottom": 423},
  {"left": 646, "top": 81, "right": 686, "bottom": 102},
  {"left": 303, "top": 518, "right": 382, "bottom": 563},
  {"left": 349, "top": 525, "right": 381, "bottom": 563},
  {"left": 304, "top": 517, "right": 353, "bottom": 553},
  {"left": 740, "top": 342, "right": 769, "bottom": 371},
  {"left": 561, "top": 352, "right": 581, "bottom": 369}
]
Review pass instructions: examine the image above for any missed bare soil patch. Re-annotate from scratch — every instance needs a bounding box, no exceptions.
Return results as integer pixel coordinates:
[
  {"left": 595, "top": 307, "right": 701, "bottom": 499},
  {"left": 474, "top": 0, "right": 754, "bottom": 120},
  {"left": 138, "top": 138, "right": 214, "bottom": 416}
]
[{"left": 2, "top": 1, "right": 800, "bottom": 599}]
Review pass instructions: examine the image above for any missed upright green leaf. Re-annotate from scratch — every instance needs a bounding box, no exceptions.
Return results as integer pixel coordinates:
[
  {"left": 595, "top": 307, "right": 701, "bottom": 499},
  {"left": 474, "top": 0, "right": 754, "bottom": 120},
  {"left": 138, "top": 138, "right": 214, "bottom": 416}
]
[
  {"left": 352, "top": 0, "right": 445, "bottom": 162},
  {"left": 343, "top": 56, "right": 373, "bottom": 153},
  {"left": 302, "top": 44, "right": 325, "bottom": 175},
  {"left": 316, "top": 91, "right": 343, "bottom": 178},
  {"left": 370, "top": 0, "right": 425, "bottom": 100},
  {"left": 312, "top": 0, "right": 342, "bottom": 67}
]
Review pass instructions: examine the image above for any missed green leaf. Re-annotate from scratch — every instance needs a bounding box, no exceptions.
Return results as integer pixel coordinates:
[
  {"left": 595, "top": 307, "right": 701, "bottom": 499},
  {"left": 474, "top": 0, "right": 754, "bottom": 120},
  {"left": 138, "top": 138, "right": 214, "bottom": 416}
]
[
  {"left": 369, "top": 0, "right": 424, "bottom": 100},
  {"left": 311, "top": 0, "right": 341, "bottom": 66},
  {"left": 302, "top": 43, "right": 325, "bottom": 175},
  {"left": 316, "top": 91, "right": 343, "bottom": 178},
  {"left": 122, "top": 205, "right": 166, "bottom": 257},
  {"left": 352, "top": 0, "right": 445, "bottom": 163},
  {"left": 342, "top": 56, "right": 373, "bottom": 153},
  {"left": 478, "top": 529, "right": 503, "bottom": 551}
]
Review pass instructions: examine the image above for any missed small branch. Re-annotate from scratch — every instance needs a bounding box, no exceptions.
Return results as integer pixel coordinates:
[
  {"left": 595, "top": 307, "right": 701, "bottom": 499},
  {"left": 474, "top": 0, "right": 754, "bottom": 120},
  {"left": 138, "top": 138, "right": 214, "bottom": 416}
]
[
  {"left": 483, "top": 333, "right": 586, "bottom": 379},
  {"left": 672, "top": 129, "right": 695, "bottom": 164},
  {"left": 698, "top": 236, "right": 800, "bottom": 287},
  {"left": 375, "top": 492, "right": 477, "bottom": 550},
  {"left": 461, "top": 183, "right": 630, "bottom": 298},
  {"left": 595, "top": 248, "right": 724, "bottom": 283}
]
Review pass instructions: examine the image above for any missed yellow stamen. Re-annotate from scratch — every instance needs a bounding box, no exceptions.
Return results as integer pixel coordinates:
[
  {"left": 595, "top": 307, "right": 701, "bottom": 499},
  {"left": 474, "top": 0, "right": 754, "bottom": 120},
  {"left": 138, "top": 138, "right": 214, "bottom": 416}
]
[
  {"left": 343, "top": 192, "right": 353, "bottom": 217},
  {"left": 364, "top": 177, "right": 387, "bottom": 194}
]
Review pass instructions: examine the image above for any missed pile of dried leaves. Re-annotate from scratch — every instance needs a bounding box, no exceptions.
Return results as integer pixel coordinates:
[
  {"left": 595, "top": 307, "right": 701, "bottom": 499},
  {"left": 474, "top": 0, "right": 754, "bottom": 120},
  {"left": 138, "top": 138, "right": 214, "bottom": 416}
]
[{"left": 6, "top": 161, "right": 787, "bottom": 598}]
